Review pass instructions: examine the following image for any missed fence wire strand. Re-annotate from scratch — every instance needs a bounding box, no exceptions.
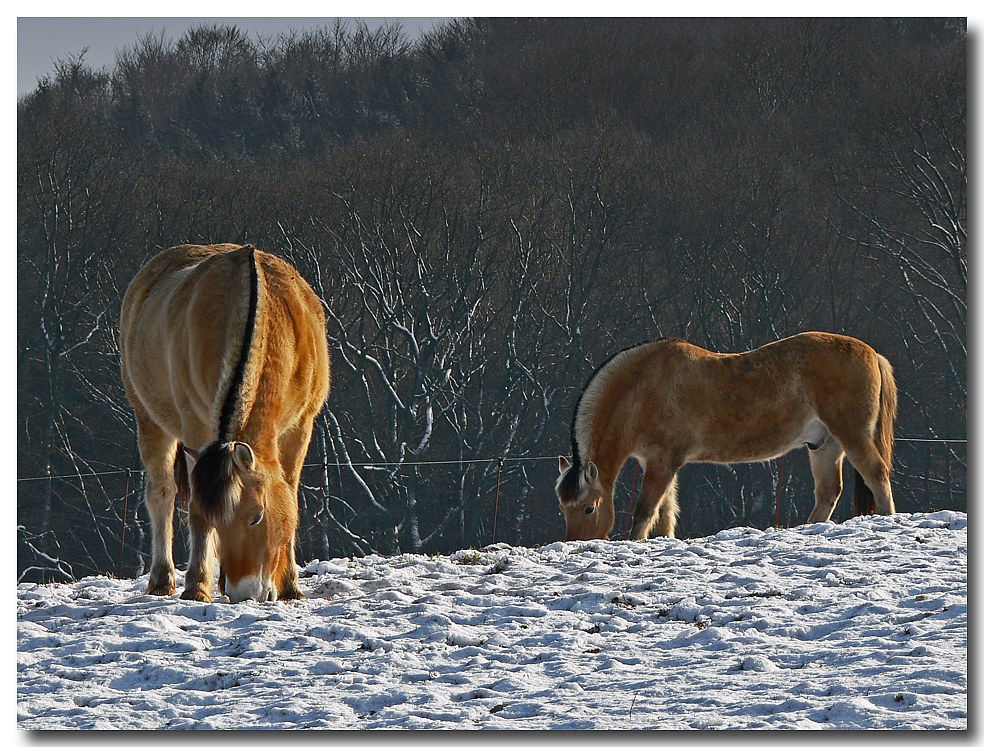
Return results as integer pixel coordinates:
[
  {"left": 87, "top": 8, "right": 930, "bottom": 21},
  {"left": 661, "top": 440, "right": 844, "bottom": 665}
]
[{"left": 16, "top": 439, "right": 965, "bottom": 484}]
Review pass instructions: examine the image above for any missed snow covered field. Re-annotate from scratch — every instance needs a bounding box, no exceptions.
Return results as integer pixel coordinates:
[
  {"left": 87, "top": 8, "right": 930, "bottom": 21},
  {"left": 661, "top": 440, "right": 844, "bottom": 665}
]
[{"left": 17, "top": 511, "right": 966, "bottom": 730}]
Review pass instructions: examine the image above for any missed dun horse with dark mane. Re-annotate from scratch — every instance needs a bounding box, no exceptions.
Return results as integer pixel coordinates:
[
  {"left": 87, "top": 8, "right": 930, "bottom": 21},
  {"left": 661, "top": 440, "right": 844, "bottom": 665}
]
[
  {"left": 556, "top": 332, "right": 896, "bottom": 541},
  {"left": 121, "top": 244, "right": 330, "bottom": 602}
]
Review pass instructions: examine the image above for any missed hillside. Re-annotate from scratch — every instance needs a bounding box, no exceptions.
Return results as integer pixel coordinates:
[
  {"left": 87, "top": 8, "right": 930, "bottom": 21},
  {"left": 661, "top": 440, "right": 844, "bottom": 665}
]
[
  {"left": 18, "top": 19, "right": 966, "bottom": 578},
  {"left": 17, "top": 511, "right": 967, "bottom": 730}
]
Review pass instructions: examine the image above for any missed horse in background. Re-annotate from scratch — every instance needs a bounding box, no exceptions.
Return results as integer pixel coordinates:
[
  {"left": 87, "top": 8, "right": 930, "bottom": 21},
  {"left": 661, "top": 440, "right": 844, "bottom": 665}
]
[
  {"left": 120, "top": 243, "right": 330, "bottom": 602},
  {"left": 556, "top": 332, "right": 896, "bottom": 541}
]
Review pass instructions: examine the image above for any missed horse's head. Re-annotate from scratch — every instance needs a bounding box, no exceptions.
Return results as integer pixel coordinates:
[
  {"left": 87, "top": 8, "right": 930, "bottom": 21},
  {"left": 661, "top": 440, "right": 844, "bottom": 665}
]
[
  {"left": 186, "top": 441, "right": 296, "bottom": 602},
  {"left": 555, "top": 455, "right": 615, "bottom": 541}
]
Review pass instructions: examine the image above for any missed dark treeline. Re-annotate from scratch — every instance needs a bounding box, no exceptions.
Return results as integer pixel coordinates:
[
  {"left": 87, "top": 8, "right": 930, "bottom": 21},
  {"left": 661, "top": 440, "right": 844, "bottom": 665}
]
[{"left": 18, "top": 18, "right": 966, "bottom": 584}]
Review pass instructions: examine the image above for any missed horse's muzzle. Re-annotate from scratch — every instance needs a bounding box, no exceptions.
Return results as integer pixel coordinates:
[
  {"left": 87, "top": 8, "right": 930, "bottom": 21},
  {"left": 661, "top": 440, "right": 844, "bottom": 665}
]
[{"left": 225, "top": 574, "right": 278, "bottom": 603}]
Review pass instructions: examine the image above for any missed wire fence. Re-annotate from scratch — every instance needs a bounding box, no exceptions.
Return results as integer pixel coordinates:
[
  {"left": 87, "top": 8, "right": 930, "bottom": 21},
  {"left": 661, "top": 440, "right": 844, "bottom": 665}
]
[
  {"left": 14, "top": 439, "right": 966, "bottom": 485},
  {"left": 16, "top": 437, "right": 966, "bottom": 585}
]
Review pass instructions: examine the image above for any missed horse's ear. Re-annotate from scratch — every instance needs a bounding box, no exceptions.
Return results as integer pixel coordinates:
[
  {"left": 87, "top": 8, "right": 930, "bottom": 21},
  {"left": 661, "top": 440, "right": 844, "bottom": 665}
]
[
  {"left": 559, "top": 455, "right": 572, "bottom": 474},
  {"left": 584, "top": 461, "right": 600, "bottom": 487},
  {"left": 231, "top": 442, "right": 256, "bottom": 473}
]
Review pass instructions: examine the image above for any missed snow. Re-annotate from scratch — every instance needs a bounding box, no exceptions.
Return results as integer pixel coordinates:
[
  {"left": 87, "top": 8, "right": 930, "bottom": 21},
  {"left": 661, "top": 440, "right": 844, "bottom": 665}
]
[{"left": 17, "top": 512, "right": 967, "bottom": 730}]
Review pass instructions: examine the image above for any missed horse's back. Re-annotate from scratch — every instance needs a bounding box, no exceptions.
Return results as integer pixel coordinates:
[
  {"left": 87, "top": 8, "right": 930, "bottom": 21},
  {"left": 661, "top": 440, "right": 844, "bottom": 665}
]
[
  {"left": 122, "top": 245, "right": 244, "bottom": 434},
  {"left": 623, "top": 331, "right": 881, "bottom": 396},
  {"left": 767, "top": 331, "right": 878, "bottom": 365},
  {"left": 121, "top": 244, "right": 328, "bottom": 443},
  {"left": 250, "top": 249, "right": 331, "bottom": 423},
  {"left": 767, "top": 331, "right": 882, "bottom": 398},
  {"left": 622, "top": 333, "right": 885, "bottom": 463},
  {"left": 121, "top": 243, "right": 249, "bottom": 350}
]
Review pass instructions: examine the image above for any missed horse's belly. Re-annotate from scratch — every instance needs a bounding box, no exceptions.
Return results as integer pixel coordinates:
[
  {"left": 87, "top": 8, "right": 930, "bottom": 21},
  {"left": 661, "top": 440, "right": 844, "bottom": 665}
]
[
  {"left": 689, "top": 415, "right": 824, "bottom": 464},
  {"left": 691, "top": 443, "right": 788, "bottom": 464}
]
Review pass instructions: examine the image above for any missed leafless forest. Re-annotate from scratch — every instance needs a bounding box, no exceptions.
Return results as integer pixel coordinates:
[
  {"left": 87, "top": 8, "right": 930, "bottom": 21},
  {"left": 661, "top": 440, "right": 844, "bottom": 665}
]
[{"left": 17, "top": 18, "right": 966, "bottom": 583}]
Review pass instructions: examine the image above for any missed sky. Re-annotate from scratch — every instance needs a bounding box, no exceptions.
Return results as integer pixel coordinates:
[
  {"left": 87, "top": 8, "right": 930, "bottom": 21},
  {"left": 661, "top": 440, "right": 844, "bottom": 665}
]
[
  {"left": 16, "top": 17, "right": 451, "bottom": 97},
  {"left": 14, "top": 12, "right": 979, "bottom": 98}
]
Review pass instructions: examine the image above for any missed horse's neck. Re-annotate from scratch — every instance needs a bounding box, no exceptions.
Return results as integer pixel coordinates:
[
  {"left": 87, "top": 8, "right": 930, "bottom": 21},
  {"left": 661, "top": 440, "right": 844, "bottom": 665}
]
[
  {"left": 582, "top": 439, "right": 631, "bottom": 491},
  {"left": 234, "top": 417, "right": 280, "bottom": 458},
  {"left": 582, "top": 403, "right": 633, "bottom": 487},
  {"left": 578, "top": 352, "right": 642, "bottom": 486}
]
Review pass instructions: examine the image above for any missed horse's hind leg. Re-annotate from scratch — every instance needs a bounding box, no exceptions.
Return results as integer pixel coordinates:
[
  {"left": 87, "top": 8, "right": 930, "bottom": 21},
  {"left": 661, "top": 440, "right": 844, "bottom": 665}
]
[
  {"left": 273, "top": 415, "right": 316, "bottom": 601},
  {"left": 806, "top": 439, "right": 846, "bottom": 523},
  {"left": 134, "top": 410, "right": 178, "bottom": 595},
  {"left": 842, "top": 440, "right": 895, "bottom": 516},
  {"left": 630, "top": 465, "right": 680, "bottom": 540}
]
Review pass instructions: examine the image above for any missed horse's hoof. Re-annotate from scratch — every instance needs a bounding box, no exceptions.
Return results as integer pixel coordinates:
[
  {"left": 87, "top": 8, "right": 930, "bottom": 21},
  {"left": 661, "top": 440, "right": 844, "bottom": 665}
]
[
  {"left": 146, "top": 580, "right": 175, "bottom": 596},
  {"left": 146, "top": 585, "right": 175, "bottom": 596},
  {"left": 179, "top": 588, "right": 213, "bottom": 603}
]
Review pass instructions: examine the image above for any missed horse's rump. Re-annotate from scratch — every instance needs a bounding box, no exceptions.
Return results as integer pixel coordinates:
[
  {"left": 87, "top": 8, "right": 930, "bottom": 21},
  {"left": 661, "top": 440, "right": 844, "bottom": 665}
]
[{"left": 121, "top": 244, "right": 266, "bottom": 446}]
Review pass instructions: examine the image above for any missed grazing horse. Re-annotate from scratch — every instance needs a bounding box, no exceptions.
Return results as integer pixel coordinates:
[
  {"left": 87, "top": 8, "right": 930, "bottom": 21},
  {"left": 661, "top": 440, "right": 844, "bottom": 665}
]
[
  {"left": 556, "top": 332, "right": 896, "bottom": 541},
  {"left": 120, "top": 244, "right": 330, "bottom": 602}
]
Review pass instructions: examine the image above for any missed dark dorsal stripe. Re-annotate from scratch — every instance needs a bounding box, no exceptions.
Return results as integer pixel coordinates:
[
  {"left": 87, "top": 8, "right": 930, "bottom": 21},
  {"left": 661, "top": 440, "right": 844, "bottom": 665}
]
[{"left": 218, "top": 245, "right": 259, "bottom": 443}]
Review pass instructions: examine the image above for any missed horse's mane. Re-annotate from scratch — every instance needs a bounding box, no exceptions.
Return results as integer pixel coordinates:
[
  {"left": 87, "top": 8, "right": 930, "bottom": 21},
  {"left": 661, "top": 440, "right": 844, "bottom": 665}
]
[
  {"left": 569, "top": 338, "right": 683, "bottom": 470},
  {"left": 217, "top": 245, "right": 260, "bottom": 443},
  {"left": 190, "top": 441, "right": 243, "bottom": 525},
  {"left": 189, "top": 246, "right": 259, "bottom": 525}
]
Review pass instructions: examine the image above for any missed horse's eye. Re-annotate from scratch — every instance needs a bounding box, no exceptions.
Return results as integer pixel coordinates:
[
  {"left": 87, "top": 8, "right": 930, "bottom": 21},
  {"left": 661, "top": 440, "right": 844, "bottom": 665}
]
[
  {"left": 584, "top": 505, "right": 596, "bottom": 516},
  {"left": 249, "top": 511, "right": 264, "bottom": 526}
]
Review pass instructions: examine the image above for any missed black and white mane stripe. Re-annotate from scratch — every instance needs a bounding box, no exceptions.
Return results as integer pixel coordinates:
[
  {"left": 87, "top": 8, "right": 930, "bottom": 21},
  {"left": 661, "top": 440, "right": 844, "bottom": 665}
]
[
  {"left": 568, "top": 339, "right": 681, "bottom": 471},
  {"left": 217, "top": 245, "right": 259, "bottom": 443},
  {"left": 189, "top": 245, "right": 260, "bottom": 526}
]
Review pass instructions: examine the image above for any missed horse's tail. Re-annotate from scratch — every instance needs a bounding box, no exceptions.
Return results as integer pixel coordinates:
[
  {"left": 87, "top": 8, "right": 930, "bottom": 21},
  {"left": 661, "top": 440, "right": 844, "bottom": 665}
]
[
  {"left": 174, "top": 443, "right": 190, "bottom": 507},
  {"left": 853, "top": 354, "right": 897, "bottom": 516},
  {"left": 851, "top": 470, "right": 871, "bottom": 516},
  {"left": 874, "top": 355, "right": 897, "bottom": 473}
]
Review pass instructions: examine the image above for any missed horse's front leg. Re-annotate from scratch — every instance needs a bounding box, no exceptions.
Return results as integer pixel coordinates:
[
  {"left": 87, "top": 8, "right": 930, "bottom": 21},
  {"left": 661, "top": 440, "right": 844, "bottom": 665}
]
[
  {"left": 630, "top": 465, "right": 680, "bottom": 540},
  {"left": 276, "top": 539, "right": 304, "bottom": 601},
  {"left": 180, "top": 508, "right": 216, "bottom": 602},
  {"left": 274, "top": 415, "right": 314, "bottom": 602},
  {"left": 133, "top": 412, "right": 178, "bottom": 596}
]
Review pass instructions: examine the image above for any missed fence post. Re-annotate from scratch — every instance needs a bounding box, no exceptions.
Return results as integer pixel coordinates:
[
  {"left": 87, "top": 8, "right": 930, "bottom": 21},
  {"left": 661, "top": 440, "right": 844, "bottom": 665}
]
[
  {"left": 118, "top": 468, "right": 132, "bottom": 578},
  {"left": 492, "top": 457, "right": 504, "bottom": 544}
]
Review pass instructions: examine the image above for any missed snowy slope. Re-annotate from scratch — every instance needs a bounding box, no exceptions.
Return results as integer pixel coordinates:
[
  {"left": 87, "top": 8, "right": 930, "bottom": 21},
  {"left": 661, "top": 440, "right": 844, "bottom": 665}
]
[{"left": 17, "top": 512, "right": 966, "bottom": 730}]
